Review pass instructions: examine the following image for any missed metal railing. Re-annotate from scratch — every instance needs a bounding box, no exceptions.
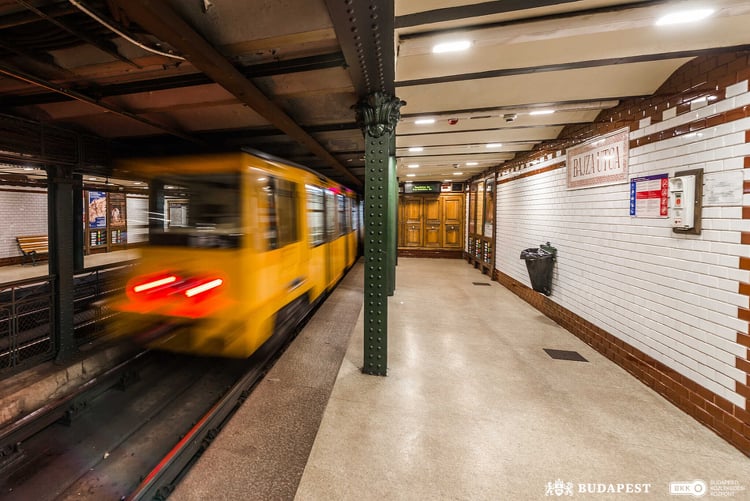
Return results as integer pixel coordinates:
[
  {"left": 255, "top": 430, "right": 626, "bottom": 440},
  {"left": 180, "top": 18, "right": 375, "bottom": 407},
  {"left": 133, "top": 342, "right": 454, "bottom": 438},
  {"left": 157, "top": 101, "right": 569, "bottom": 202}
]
[
  {"left": 0, "top": 260, "right": 136, "bottom": 377},
  {"left": 0, "top": 276, "right": 56, "bottom": 374}
]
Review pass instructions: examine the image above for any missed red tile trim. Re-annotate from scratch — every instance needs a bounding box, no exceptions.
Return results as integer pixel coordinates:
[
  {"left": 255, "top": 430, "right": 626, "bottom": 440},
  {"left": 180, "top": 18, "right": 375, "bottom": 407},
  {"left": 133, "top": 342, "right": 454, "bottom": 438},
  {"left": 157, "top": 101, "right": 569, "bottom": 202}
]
[{"left": 493, "top": 268, "right": 750, "bottom": 457}]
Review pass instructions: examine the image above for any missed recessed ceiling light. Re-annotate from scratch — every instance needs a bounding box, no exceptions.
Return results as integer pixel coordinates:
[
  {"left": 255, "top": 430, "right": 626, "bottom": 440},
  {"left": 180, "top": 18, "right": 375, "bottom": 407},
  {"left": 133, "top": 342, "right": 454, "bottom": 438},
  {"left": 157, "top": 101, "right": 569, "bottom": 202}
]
[
  {"left": 655, "top": 9, "right": 714, "bottom": 26},
  {"left": 406, "top": 173, "right": 416, "bottom": 177},
  {"left": 408, "top": 147, "right": 423, "bottom": 152},
  {"left": 88, "top": 177, "right": 98, "bottom": 181},
  {"left": 529, "top": 109, "right": 555, "bottom": 116},
  {"left": 22, "top": 167, "right": 33, "bottom": 171},
  {"left": 453, "top": 172, "right": 463, "bottom": 175},
  {"left": 486, "top": 143, "right": 502, "bottom": 148},
  {"left": 407, "top": 164, "right": 420, "bottom": 168},
  {"left": 432, "top": 40, "right": 471, "bottom": 54},
  {"left": 466, "top": 162, "right": 478, "bottom": 166},
  {"left": 414, "top": 118, "right": 435, "bottom": 125},
  {"left": 133, "top": 181, "right": 142, "bottom": 185}
]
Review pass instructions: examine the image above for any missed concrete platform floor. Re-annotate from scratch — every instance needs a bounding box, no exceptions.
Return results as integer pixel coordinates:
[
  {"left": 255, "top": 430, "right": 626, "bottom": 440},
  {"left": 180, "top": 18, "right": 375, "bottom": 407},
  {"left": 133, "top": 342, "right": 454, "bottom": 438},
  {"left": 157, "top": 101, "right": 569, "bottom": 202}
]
[{"left": 293, "top": 258, "right": 749, "bottom": 500}]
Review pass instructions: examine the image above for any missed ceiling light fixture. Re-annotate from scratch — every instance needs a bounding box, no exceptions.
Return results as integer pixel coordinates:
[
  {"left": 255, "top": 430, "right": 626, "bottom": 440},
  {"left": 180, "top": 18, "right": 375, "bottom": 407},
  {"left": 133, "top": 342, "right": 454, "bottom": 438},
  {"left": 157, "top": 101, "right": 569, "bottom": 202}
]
[
  {"left": 432, "top": 40, "right": 471, "bottom": 54},
  {"left": 406, "top": 174, "right": 416, "bottom": 177},
  {"left": 414, "top": 118, "right": 435, "bottom": 125},
  {"left": 466, "top": 162, "right": 478, "bottom": 166},
  {"left": 529, "top": 109, "right": 555, "bottom": 115},
  {"left": 408, "top": 147, "right": 424, "bottom": 152},
  {"left": 453, "top": 172, "right": 463, "bottom": 176},
  {"left": 486, "top": 143, "right": 502, "bottom": 148},
  {"left": 407, "top": 164, "right": 420, "bottom": 168},
  {"left": 655, "top": 8, "right": 714, "bottom": 26}
]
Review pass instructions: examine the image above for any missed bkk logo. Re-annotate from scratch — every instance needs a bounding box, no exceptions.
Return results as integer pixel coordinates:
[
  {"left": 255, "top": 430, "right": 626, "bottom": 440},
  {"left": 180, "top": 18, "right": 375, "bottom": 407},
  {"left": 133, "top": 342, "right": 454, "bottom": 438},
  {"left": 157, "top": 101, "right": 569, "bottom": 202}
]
[{"left": 545, "top": 479, "right": 652, "bottom": 497}]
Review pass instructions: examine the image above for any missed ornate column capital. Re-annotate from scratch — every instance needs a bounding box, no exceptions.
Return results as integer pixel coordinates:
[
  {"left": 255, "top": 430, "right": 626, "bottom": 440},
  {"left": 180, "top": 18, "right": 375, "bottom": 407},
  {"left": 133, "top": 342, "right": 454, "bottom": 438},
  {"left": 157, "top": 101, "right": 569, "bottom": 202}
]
[{"left": 354, "top": 92, "right": 406, "bottom": 138}]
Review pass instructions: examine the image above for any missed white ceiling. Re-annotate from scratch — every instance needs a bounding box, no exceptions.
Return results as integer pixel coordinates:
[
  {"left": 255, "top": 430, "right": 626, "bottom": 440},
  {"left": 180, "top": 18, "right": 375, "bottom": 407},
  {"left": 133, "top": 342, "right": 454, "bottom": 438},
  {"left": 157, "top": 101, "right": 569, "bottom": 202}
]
[{"left": 393, "top": 0, "right": 750, "bottom": 182}]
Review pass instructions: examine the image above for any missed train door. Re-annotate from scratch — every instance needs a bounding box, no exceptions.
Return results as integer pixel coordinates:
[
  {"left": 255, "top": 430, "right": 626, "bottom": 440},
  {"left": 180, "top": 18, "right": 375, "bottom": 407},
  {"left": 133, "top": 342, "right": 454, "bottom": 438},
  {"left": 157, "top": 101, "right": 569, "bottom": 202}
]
[{"left": 255, "top": 176, "right": 304, "bottom": 314}]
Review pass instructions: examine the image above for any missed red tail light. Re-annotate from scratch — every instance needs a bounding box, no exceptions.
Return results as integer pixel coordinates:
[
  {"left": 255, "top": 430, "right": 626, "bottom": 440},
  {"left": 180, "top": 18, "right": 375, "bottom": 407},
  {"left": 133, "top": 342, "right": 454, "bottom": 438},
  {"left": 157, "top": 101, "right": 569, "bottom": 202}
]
[
  {"left": 184, "top": 278, "right": 223, "bottom": 298},
  {"left": 132, "top": 274, "right": 178, "bottom": 293}
]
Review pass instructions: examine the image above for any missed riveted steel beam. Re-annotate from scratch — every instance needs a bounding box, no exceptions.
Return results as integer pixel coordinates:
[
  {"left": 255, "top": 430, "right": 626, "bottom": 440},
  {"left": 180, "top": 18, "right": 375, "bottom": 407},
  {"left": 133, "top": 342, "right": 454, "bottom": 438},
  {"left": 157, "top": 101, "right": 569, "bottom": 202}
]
[{"left": 324, "top": 0, "right": 394, "bottom": 96}]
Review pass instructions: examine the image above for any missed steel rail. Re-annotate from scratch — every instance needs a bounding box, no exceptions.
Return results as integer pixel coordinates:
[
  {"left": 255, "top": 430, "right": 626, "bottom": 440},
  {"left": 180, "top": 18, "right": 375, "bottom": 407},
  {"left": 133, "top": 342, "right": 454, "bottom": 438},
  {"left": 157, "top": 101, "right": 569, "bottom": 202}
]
[{"left": 126, "top": 326, "right": 293, "bottom": 500}]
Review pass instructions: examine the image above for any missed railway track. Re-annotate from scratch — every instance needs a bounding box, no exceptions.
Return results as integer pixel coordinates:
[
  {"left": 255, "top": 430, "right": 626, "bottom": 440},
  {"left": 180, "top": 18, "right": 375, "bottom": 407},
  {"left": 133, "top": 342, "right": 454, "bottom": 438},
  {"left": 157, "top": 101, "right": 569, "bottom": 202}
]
[{"left": 0, "top": 323, "right": 295, "bottom": 501}]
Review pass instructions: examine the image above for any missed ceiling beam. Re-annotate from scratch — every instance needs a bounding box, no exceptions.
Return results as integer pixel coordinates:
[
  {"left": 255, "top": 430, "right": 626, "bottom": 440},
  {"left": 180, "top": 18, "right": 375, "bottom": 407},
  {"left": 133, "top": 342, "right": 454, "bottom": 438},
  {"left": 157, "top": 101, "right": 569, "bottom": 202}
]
[
  {"left": 397, "top": 44, "right": 750, "bottom": 87},
  {"left": 396, "top": 0, "right": 580, "bottom": 28},
  {"left": 0, "top": 61, "right": 204, "bottom": 144},
  {"left": 111, "top": 0, "right": 361, "bottom": 188},
  {"left": 324, "top": 0, "right": 395, "bottom": 96},
  {"left": 396, "top": 1, "right": 670, "bottom": 32},
  {"left": 0, "top": 51, "right": 347, "bottom": 107}
]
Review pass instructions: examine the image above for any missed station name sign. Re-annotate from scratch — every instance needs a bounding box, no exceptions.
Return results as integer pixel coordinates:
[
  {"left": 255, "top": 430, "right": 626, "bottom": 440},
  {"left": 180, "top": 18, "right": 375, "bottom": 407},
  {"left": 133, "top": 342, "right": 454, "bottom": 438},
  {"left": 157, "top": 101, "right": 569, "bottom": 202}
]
[
  {"left": 567, "top": 127, "right": 629, "bottom": 190},
  {"left": 402, "top": 181, "right": 442, "bottom": 194}
]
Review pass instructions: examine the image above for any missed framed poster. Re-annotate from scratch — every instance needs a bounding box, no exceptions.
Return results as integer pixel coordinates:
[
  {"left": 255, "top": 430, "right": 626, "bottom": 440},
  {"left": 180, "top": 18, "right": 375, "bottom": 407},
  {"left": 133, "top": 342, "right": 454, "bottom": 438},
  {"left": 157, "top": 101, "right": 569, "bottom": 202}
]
[
  {"left": 630, "top": 174, "right": 668, "bottom": 218},
  {"left": 483, "top": 178, "right": 494, "bottom": 237},
  {"left": 167, "top": 199, "right": 189, "bottom": 228},
  {"left": 88, "top": 191, "right": 107, "bottom": 229},
  {"left": 109, "top": 193, "right": 126, "bottom": 227}
]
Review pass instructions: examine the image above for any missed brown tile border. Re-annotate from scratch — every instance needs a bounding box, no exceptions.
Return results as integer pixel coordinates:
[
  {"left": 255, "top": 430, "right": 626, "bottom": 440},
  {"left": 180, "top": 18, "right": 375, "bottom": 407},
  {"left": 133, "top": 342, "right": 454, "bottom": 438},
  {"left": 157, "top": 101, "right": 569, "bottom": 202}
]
[
  {"left": 493, "top": 268, "right": 750, "bottom": 457},
  {"left": 397, "top": 248, "right": 463, "bottom": 259}
]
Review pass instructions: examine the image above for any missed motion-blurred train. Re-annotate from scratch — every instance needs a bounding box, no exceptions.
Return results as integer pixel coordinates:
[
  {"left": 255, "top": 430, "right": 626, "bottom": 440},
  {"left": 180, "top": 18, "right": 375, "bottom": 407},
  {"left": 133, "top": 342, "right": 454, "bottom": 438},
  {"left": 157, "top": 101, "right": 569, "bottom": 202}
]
[{"left": 110, "top": 149, "right": 360, "bottom": 357}]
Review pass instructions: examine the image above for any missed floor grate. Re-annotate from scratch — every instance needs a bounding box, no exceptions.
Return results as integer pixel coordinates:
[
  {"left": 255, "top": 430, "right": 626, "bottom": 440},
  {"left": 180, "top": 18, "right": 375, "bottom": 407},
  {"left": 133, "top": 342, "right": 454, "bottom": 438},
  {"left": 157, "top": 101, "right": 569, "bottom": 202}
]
[
  {"left": 543, "top": 349, "right": 588, "bottom": 362},
  {"left": 472, "top": 282, "right": 491, "bottom": 286}
]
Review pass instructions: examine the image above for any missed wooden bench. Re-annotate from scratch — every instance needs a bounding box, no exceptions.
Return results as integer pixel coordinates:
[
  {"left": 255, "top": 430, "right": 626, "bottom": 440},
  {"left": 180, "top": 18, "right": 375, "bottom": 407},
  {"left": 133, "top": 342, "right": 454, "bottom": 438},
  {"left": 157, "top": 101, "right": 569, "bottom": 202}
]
[{"left": 16, "top": 235, "right": 49, "bottom": 266}]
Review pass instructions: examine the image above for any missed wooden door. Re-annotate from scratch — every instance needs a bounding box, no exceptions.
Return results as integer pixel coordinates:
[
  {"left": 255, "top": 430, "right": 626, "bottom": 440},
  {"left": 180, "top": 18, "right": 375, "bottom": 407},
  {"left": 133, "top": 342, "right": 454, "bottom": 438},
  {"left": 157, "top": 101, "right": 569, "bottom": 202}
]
[
  {"left": 402, "top": 196, "right": 423, "bottom": 247},
  {"left": 442, "top": 195, "right": 463, "bottom": 248},
  {"left": 423, "top": 196, "right": 441, "bottom": 247}
]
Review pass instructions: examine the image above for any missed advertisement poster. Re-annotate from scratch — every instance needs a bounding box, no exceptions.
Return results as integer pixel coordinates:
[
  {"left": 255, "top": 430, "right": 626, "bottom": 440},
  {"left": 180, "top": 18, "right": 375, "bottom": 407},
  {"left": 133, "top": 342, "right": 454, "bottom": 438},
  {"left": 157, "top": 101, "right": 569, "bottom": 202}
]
[
  {"left": 109, "top": 193, "right": 126, "bottom": 227},
  {"left": 88, "top": 191, "right": 107, "bottom": 229},
  {"left": 630, "top": 174, "right": 668, "bottom": 218}
]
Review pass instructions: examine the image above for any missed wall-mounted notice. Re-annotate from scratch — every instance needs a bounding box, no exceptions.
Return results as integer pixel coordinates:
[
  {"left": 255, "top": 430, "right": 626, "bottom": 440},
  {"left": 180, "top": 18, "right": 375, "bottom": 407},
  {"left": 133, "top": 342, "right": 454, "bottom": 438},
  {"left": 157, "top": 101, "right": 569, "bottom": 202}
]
[
  {"left": 630, "top": 173, "right": 668, "bottom": 218},
  {"left": 567, "top": 127, "right": 629, "bottom": 189},
  {"left": 704, "top": 170, "right": 743, "bottom": 206}
]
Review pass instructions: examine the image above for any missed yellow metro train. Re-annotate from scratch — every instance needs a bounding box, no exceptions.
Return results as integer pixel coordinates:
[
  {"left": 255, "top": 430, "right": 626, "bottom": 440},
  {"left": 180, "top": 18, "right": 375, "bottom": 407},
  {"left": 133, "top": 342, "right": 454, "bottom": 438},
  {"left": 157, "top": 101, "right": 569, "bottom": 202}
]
[{"left": 111, "top": 149, "right": 359, "bottom": 357}]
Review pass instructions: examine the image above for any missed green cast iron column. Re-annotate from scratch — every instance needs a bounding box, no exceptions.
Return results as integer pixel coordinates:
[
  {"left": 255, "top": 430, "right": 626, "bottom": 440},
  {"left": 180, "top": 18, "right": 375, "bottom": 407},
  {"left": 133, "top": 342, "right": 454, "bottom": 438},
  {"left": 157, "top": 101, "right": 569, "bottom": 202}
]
[
  {"left": 48, "top": 165, "right": 77, "bottom": 363},
  {"left": 355, "top": 92, "right": 405, "bottom": 376}
]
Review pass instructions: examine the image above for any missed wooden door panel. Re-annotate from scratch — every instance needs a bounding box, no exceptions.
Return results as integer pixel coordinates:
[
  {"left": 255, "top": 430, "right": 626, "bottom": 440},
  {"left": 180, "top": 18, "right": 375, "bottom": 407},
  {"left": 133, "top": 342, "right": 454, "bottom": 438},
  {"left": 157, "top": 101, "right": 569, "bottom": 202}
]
[
  {"left": 404, "top": 223, "right": 422, "bottom": 246},
  {"left": 424, "top": 223, "right": 440, "bottom": 247},
  {"left": 443, "top": 196, "right": 462, "bottom": 223}
]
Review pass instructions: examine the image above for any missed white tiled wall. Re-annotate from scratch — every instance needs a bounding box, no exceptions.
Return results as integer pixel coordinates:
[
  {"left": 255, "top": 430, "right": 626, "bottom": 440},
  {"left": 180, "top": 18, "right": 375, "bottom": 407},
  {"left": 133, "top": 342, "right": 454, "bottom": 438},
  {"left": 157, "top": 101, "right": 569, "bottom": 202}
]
[
  {"left": 495, "top": 90, "right": 750, "bottom": 409},
  {"left": 0, "top": 187, "right": 47, "bottom": 259}
]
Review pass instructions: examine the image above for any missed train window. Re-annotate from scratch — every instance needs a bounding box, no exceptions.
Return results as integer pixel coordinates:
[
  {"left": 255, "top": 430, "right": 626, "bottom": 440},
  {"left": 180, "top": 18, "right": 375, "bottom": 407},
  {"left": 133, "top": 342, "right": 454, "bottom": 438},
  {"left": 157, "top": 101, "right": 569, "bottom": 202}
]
[
  {"left": 325, "top": 190, "right": 336, "bottom": 241},
  {"left": 149, "top": 173, "right": 241, "bottom": 248},
  {"left": 337, "top": 194, "right": 347, "bottom": 236},
  {"left": 306, "top": 185, "right": 325, "bottom": 247},
  {"left": 259, "top": 176, "right": 298, "bottom": 250},
  {"left": 351, "top": 198, "right": 359, "bottom": 232}
]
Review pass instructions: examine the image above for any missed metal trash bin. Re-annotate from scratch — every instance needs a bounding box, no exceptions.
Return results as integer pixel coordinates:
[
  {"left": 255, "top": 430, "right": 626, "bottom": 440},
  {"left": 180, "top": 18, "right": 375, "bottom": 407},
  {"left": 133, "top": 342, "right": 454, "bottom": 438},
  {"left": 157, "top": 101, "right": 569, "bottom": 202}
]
[{"left": 520, "top": 245, "right": 556, "bottom": 295}]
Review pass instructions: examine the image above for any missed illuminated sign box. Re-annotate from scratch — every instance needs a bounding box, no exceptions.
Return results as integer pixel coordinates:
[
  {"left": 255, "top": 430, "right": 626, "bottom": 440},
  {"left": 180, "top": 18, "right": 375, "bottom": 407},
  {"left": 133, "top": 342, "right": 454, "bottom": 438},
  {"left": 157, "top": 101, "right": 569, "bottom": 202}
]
[{"left": 402, "top": 181, "right": 442, "bottom": 194}]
